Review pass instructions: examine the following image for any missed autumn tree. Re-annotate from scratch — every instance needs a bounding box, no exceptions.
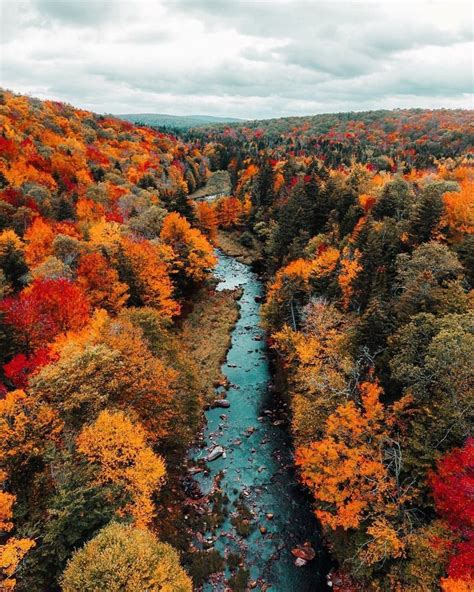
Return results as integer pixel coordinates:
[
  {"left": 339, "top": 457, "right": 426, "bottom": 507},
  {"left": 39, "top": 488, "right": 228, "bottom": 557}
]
[
  {"left": 262, "top": 247, "right": 339, "bottom": 331},
  {"left": 195, "top": 201, "right": 218, "bottom": 243},
  {"left": 76, "top": 410, "right": 166, "bottom": 526},
  {"left": 3, "top": 348, "right": 51, "bottom": 388},
  {"left": 0, "top": 485, "right": 35, "bottom": 591},
  {"left": 338, "top": 247, "right": 362, "bottom": 309},
  {"left": 272, "top": 299, "right": 354, "bottom": 444},
  {"left": 23, "top": 217, "right": 55, "bottom": 268},
  {"left": 61, "top": 522, "right": 192, "bottom": 592},
  {"left": 31, "top": 316, "right": 178, "bottom": 441},
  {"left": 160, "top": 212, "right": 216, "bottom": 287},
  {"left": 296, "top": 382, "right": 416, "bottom": 578},
  {"left": 0, "top": 278, "right": 90, "bottom": 350},
  {"left": 430, "top": 439, "right": 474, "bottom": 591},
  {"left": 0, "top": 389, "right": 62, "bottom": 486},
  {"left": 262, "top": 259, "right": 315, "bottom": 330},
  {"left": 117, "top": 238, "right": 180, "bottom": 318},
  {"left": 296, "top": 383, "right": 409, "bottom": 529},
  {"left": 215, "top": 196, "right": 243, "bottom": 228},
  {"left": 441, "top": 177, "right": 474, "bottom": 240},
  {"left": 76, "top": 252, "right": 128, "bottom": 313}
]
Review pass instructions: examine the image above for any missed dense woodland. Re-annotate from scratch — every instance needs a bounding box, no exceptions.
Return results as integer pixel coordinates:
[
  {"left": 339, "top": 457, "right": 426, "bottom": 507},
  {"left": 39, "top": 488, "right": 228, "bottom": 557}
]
[
  {"left": 187, "top": 109, "right": 473, "bottom": 591},
  {"left": 0, "top": 89, "right": 229, "bottom": 591},
  {"left": 0, "top": 90, "right": 473, "bottom": 591}
]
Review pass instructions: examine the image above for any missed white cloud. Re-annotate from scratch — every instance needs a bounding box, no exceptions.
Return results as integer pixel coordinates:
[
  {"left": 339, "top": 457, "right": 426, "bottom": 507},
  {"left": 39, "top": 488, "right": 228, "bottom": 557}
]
[{"left": 0, "top": 0, "right": 472, "bottom": 117}]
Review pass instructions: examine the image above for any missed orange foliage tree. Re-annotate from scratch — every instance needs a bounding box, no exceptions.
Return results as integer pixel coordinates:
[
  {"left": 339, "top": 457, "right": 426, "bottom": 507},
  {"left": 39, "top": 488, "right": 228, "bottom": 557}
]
[
  {"left": 442, "top": 177, "right": 474, "bottom": 239},
  {"left": 0, "top": 487, "right": 35, "bottom": 591},
  {"left": 296, "top": 382, "right": 414, "bottom": 565},
  {"left": 76, "top": 252, "right": 128, "bottom": 314},
  {"left": 195, "top": 201, "right": 218, "bottom": 243},
  {"left": 262, "top": 248, "right": 339, "bottom": 330},
  {"left": 215, "top": 196, "right": 243, "bottom": 228},
  {"left": 338, "top": 247, "right": 362, "bottom": 309},
  {"left": 119, "top": 238, "right": 180, "bottom": 319},
  {"left": 160, "top": 212, "right": 216, "bottom": 285},
  {"left": 76, "top": 410, "right": 166, "bottom": 527},
  {"left": 24, "top": 217, "right": 55, "bottom": 268}
]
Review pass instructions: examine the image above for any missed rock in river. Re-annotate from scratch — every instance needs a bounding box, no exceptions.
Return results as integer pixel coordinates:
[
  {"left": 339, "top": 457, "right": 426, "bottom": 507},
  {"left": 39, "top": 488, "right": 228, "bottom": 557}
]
[
  {"left": 294, "top": 557, "right": 307, "bottom": 567},
  {"left": 291, "top": 543, "right": 316, "bottom": 562},
  {"left": 212, "top": 399, "right": 230, "bottom": 409},
  {"left": 207, "top": 446, "right": 225, "bottom": 461}
]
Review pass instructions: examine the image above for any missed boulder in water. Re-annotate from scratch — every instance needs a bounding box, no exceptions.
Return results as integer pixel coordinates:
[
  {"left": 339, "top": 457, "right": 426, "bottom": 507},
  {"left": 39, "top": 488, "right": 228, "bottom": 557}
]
[
  {"left": 212, "top": 399, "right": 230, "bottom": 409},
  {"left": 294, "top": 557, "right": 307, "bottom": 567},
  {"left": 207, "top": 446, "right": 225, "bottom": 461},
  {"left": 291, "top": 544, "right": 316, "bottom": 562}
]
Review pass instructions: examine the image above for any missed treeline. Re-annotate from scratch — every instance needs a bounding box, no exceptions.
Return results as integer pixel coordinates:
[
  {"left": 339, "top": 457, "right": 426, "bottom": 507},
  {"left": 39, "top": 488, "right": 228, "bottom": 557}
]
[
  {"left": 187, "top": 108, "right": 473, "bottom": 171},
  {"left": 191, "top": 113, "right": 473, "bottom": 591},
  {"left": 0, "top": 90, "right": 223, "bottom": 590}
]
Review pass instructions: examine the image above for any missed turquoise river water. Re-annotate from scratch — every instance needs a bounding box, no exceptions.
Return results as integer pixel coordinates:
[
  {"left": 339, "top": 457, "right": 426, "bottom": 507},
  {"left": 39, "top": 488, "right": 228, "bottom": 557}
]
[{"left": 191, "top": 252, "right": 329, "bottom": 591}]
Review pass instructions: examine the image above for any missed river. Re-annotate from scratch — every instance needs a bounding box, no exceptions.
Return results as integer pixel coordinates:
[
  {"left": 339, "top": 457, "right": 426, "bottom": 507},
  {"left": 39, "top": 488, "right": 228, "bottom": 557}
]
[{"left": 190, "top": 252, "right": 328, "bottom": 591}]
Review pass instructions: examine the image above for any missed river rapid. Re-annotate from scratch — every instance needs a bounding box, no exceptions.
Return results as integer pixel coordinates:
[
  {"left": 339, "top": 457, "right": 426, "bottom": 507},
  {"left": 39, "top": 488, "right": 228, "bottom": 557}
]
[{"left": 190, "top": 252, "right": 329, "bottom": 591}]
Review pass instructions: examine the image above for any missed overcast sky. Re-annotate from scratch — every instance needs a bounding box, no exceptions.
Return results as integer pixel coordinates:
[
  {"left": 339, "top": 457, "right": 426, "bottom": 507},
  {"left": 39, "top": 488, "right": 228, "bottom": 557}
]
[{"left": 0, "top": 0, "right": 473, "bottom": 118}]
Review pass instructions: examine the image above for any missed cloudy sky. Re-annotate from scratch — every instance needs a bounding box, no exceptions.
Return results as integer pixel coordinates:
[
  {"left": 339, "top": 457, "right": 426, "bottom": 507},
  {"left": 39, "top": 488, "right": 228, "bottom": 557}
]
[{"left": 0, "top": 0, "right": 473, "bottom": 118}]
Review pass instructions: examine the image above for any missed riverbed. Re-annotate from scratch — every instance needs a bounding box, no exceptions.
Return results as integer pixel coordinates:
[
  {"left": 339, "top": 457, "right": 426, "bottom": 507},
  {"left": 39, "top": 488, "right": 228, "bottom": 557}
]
[{"left": 190, "top": 252, "right": 328, "bottom": 591}]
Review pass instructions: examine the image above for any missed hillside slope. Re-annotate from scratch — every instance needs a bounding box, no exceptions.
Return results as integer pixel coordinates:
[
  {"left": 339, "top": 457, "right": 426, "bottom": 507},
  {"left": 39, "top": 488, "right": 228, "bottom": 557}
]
[{"left": 0, "top": 89, "right": 221, "bottom": 591}]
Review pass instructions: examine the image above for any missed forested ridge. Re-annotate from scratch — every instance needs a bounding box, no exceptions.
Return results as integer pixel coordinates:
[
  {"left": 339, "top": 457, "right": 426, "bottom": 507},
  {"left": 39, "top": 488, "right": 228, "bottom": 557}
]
[
  {"left": 0, "top": 89, "right": 473, "bottom": 591},
  {"left": 188, "top": 109, "right": 473, "bottom": 170},
  {"left": 186, "top": 109, "right": 473, "bottom": 590},
  {"left": 0, "top": 89, "right": 231, "bottom": 591}
]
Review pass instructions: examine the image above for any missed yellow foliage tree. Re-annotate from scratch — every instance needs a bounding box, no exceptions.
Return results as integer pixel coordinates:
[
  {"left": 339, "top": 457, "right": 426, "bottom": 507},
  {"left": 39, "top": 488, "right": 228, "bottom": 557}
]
[
  {"left": 272, "top": 300, "right": 354, "bottom": 444},
  {"left": 0, "top": 389, "right": 63, "bottom": 473},
  {"left": 0, "top": 477, "right": 35, "bottom": 591},
  {"left": 61, "top": 522, "right": 192, "bottom": 592},
  {"left": 76, "top": 410, "right": 166, "bottom": 527}
]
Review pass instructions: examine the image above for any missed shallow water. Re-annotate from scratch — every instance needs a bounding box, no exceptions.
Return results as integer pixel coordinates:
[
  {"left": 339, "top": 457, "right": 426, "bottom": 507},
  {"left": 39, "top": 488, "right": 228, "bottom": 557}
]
[{"left": 192, "top": 252, "right": 328, "bottom": 591}]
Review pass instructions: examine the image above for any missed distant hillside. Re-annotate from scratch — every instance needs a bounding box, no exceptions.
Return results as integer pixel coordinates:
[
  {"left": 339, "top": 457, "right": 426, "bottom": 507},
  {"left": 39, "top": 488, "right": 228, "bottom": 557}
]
[
  {"left": 117, "top": 112, "right": 243, "bottom": 129},
  {"left": 186, "top": 108, "right": 474, "bottom": 169}
]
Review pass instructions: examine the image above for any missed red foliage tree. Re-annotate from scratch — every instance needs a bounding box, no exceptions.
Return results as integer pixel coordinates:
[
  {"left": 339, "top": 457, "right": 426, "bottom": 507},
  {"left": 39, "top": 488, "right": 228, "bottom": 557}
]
[
  {"left": 430, "top": 438, "right": 474, "bottom": 533},
  {"left": 1, "top": 278, "right": 90, "bottom": 350},
  {"left": 3, "top": 348, "right": 53, "bottom": 388},
  {"left": 430, "top": 438, "right": 474, "bottom": 587}
]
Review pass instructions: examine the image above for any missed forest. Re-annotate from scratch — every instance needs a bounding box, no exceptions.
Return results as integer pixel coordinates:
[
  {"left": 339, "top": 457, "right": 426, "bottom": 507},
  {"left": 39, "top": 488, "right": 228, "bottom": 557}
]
[
  {"left": 186, "top": 109, "right": 473, "bottom": 591},
  {"left": 0, "top": 89, "right": 473, "bottom": 591}
]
